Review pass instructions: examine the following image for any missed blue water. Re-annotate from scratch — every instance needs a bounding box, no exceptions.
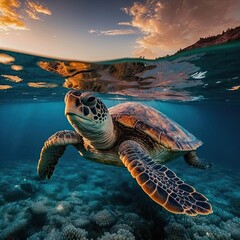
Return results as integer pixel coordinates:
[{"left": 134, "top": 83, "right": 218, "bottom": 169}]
[{"left": 0, "top": 44, "right": 240, "bottom": 239}]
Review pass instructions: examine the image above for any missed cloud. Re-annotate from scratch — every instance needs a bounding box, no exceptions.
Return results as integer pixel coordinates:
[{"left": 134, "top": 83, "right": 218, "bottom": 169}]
[
  {"left": 0, "top": 0, "right": 28, "bottom": 31},
  {"left": 0, "top": 0, "right": 51, "bottom": 31},
  {"left": 27, "top": 1, "right": 52, "bottom": 17},
  {"left": 88, "top": 29, "right": 139, "bottom": 36},
  {"left": 26, "top": 9, "right": 39, "bottom": 20},
  {"left": 123, "top": 0, "right": 240, "bottom": 58},
  {"left": 118, "top": 22, "right": 132, "bottom": 26}
]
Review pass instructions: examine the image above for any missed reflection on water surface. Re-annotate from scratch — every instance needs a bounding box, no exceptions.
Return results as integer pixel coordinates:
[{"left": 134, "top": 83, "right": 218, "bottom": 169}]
[{"left": 0, "top": 42, "right": 240, "bottom": 103}]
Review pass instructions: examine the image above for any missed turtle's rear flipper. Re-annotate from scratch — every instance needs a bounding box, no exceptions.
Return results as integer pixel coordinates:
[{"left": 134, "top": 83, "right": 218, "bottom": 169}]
[
  {"left": 119, "top": 140, "right": 213, "bottom": 216},
  {"left": 37, "top": 130, "right": 83, "bottom": 180},
  {"left": 184, "top": 151, "right": 213, "bottom": 169}
]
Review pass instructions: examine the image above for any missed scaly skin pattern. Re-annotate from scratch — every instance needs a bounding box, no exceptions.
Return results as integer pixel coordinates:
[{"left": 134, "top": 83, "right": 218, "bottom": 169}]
[
  {"left": 38, "top": 130, "right": 82, "bottom": 179},
  {"left": 119, "top": 140, "right": 213, "bottom": 216}
]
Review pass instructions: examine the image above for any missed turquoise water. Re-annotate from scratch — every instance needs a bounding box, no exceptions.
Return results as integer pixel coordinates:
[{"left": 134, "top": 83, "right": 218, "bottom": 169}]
[{"left": 0, "top": 44, "right": 240, "bottom": 239}]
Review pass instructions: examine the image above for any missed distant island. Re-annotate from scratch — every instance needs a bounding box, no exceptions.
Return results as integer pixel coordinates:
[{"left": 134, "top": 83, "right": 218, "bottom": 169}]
[{"left": 179, "top": 26, "right": 240, "bottom": 52}]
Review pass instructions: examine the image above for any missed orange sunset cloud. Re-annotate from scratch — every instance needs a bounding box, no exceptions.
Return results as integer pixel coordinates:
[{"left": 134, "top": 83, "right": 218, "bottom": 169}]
[
  {"left": 123, "top": 0, "right": 240, "bottom": 57},
  {"left": 0, "top": 0, "right": 51, "bottom": 31},
  {"left": 27, "top": 1, "right": 52, "bottom": 19},
  {"left": 0, "top": 0, "right": 27, "bottom": 31}
]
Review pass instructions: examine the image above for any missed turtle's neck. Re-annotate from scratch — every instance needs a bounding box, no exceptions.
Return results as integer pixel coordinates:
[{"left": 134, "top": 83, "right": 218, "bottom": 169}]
[{"left": 80, "top": 117, "right": 116, "bottom": 150}]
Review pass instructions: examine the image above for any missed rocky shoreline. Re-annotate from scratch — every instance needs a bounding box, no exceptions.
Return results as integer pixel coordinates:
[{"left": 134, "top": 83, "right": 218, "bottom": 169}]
[{"left": 179, "top": 26, "right": 240, "bottom": 52}]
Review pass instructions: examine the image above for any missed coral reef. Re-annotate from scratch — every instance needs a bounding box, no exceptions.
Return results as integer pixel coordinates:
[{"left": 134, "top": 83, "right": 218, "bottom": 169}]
[
  {"left": 164, "top": 222, "right": 187, "bottom": 240},
  {"left": 0, "top": 159, "right": 239, "bottom": 239},
  {"left": 61, "top": 225, "right": 88, "bottom": 240},
  {"left": 121, "top": 213, "right": 142, "bottom": 229},
  {"left": 1, "top": 219, "right": 28, "bottom": 239},
  {"left": 111, "top": 223, "right": 134, "bottom": 234},
  {"left": 221, "top": 217, "right": 240, "bottom": 240},
  {"left": 55, "top": 201, "right": 73, "bottom": 216},
  {"left": 91, "top": 209, "right": 116, "bottom": 227},
  {"left": 97, "top": 229, "right": 135, "bottom": 240},
  {"left": 30, "top": 201, "right": 48, "bottom": 215},
  {"left": 72, "top": 216, "right": 90, "bottom": 228}
]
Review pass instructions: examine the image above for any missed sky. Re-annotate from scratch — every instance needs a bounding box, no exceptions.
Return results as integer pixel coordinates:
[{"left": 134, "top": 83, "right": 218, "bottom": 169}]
[{"left": 1, "top": 0, "right": 240, "bottom": 61}]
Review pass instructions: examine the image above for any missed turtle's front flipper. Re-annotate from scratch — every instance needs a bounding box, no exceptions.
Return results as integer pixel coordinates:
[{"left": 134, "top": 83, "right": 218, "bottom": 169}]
[
  {"left": 37, "top": 130, "right": 83, "bottom": 180},
  {"left": 184, "top": 151, "right": 213, "bottom": 169},
  {"left": 119, "top": 140, "right": 212, "bottom": 216}
]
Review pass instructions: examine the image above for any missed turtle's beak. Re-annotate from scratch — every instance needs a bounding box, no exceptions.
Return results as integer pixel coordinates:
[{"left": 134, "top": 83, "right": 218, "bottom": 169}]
[{"left": 65, "top": 93, "right": 78, "bottom": 116}]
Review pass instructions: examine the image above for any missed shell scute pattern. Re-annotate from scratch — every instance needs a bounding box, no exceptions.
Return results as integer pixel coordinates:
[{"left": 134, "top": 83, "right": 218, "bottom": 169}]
[{"left": 110, "top": 102, "right": 202, "bottom": 151}]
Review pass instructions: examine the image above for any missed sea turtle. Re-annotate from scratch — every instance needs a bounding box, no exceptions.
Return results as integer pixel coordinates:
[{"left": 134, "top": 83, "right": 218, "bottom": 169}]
[{"left": 37, "top": 90, "right": 213, "bottom": 216}]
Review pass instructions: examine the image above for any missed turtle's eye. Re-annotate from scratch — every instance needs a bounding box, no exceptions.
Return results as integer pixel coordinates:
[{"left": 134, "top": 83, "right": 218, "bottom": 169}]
[
  {"left": 72, "top": 90, "right": 82, "bottom": 97},
  {"left": 82, "top": 96, "right": 96, "bottom": 106},
  {"left": 87, "top": 96, "right": 95, "bottom": 103}
]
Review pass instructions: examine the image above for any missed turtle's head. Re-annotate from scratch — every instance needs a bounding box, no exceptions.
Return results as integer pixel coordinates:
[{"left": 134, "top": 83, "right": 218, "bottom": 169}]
[{"left": 64, "top": 90, "right": 115, "bottom": 148}]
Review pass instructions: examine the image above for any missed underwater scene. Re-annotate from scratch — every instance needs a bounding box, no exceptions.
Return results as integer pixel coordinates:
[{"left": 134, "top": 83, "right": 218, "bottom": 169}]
[{"left": 0, "top": 43, "right": 240, "bottom": 240}]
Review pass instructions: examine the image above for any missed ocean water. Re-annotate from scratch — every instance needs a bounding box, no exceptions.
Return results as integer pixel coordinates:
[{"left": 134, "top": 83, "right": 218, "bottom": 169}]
[{"left": 0, "top": 43, "right": 240, "bottom": 240}]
